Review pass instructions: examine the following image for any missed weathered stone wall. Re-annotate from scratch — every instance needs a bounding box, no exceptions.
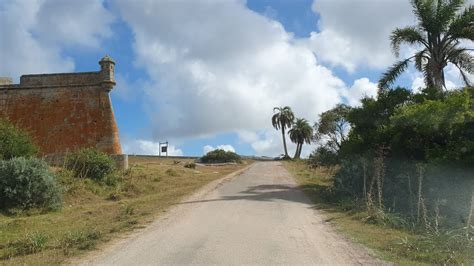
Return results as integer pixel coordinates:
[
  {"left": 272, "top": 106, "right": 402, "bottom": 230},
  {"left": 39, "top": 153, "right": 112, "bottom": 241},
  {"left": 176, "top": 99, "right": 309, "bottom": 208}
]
[{"left": 0, "top": 56, "right": 122, "bottom": 156}]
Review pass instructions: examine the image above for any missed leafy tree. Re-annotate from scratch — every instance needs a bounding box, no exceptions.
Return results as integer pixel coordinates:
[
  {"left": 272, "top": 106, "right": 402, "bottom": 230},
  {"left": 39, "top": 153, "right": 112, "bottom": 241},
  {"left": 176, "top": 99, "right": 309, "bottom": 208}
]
[
  {"left": 271, "top": 106, "right": 295, "bottom": 158},
  {"left": 390, "top": 89, "right": 473, "bottom": 163},
  {"left": 342, "top": 87, "right": 412, "bottom": 156},
  {"left": 314, "top": 104, "right": 351, "bottom": 152},
  {"left": 379, "top": 0, "right": 474, "bottom": 91},
  {"left": 288, "top": 118, "right": 313, "bottom": 159}
]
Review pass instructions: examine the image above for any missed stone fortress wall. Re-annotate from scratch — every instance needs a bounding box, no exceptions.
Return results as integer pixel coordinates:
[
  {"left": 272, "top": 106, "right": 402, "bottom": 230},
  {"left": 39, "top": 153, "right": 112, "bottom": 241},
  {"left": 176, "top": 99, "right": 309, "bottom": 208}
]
[{"left": 0, "top": 56, "right": 126, "bottom": 168}]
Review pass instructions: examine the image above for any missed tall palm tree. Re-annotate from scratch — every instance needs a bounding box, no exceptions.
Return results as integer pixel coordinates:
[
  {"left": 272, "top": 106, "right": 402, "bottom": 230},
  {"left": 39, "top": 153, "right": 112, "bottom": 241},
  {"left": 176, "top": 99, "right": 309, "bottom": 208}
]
[
  {"left": 289, "top": 118, "right": 313, "bottom": 159},
  {"left": 272, "top": 106, "right": 295, "bottom": 158},
  {"left": 379, "top": 0, "right": 474, "bottom": 91}
]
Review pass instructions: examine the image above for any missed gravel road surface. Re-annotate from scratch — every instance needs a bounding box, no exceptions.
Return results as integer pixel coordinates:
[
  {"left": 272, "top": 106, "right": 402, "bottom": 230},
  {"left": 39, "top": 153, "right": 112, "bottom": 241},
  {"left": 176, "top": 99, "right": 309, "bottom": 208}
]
[{"left": 79, "top": 162, "right": 384, "bottom": 265}]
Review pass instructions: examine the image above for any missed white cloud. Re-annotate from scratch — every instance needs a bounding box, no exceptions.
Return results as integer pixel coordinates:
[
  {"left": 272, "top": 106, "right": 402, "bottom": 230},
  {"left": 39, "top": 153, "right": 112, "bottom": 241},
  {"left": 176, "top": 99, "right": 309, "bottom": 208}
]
[
  {"left": 203, "top": 145, "right": 236, "bottom": 155},
  {"left": 306, "top": 0, "right": 414, "bottom": 72},
  {"left": 0, "top": 0, "right": 114, "bottom": 81},
  {"left": 343, "top": 78, "right": 378, "bottom": 106},
  {"left": 115, "top": 0, "right": 378, "bottom": 146},
  {"left": 122, "top": 139, "right": 183, "bottom": 156}
]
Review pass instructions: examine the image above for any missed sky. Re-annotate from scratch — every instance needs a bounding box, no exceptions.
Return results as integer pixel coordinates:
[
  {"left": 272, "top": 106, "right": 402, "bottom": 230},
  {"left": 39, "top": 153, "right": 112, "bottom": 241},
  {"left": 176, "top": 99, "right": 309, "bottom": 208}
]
[{"left": 0, "top": 0, "right": 471, "bottom": 157}]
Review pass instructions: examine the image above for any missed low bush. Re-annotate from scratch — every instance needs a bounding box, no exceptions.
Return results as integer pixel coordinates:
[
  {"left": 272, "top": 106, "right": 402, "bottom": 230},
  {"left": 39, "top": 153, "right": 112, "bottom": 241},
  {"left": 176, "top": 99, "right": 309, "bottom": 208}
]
[
  {"left": 200, "top": 149, "right": 241, "bottom": 163},
  {"left": 0, "top": 157, "right": 62, "bottom": 210},
  {"left": 65, "top": 148, "right": 115, "bottom": 181},
  {"left": 0, "top": 120, "right": 38, "bottom": 160},
  {"left": 184, "top": 162, "right": 196, "bottom": 169}
]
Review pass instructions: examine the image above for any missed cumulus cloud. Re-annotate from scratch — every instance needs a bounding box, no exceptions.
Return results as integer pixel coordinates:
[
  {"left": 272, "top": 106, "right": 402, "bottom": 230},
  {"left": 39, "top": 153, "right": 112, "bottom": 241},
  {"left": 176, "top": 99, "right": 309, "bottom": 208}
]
[
  {"left": 0, "top": 0, "right": 114, "bottom": 81},
  {"left": 115, "top": 0, "right": 376, "bottom": 155},
  {"left": 122, "top": 139, "right": 183, "bottom": 156},
  {"left": 203, "top": 144, "right": 236, "bottom": 155},
  {"left": 307, "top": 0, "right": 414, "bottom": 72},
  {"left": 343, "top": 78, "right": 378, "bottom": 106}
]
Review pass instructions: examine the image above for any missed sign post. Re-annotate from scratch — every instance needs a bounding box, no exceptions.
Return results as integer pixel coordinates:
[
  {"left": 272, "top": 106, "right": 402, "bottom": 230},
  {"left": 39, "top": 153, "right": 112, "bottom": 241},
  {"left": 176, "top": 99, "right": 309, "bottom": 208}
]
[{"left": 159, "top": 141, "right": 169, "bottom": 157}]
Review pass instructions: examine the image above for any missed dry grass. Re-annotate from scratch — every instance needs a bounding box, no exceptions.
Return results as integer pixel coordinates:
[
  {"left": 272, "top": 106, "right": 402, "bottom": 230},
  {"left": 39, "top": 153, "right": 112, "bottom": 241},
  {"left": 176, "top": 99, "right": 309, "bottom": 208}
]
[
  {"left": 283, "top": 160, "right": 422, "bottom": 265},
  {"left": 0, "top": 156, "right": 250, "bottom": 265}
]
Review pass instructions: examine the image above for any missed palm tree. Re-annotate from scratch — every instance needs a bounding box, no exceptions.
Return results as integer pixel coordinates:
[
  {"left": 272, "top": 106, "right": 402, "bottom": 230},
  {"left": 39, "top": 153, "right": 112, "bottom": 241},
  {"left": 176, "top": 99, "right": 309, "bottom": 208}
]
[
  {"left": 272, "top": 106, "right": 295, "bottom": 158},
  {"left": 289, "top": 118, "right": 313, "bottom": 159},
  {"left": 379, "top": 0, "right": 474, "bottom": 92}
]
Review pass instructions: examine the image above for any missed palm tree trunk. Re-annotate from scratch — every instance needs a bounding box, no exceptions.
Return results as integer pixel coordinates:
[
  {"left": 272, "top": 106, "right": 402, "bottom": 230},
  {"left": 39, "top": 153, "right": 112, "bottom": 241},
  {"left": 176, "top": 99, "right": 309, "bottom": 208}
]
[
  {"left": 297, "top": 142, "right": 303, "bottom": 158},
  {"left": 281, "top": 126, "right": 288, "bottom": 157},
  {"left": 433, "top": 63, "right": 446, "bottom": 92},
  {"left": 293, "top": 143, "right": 300, "bottom": 159}
]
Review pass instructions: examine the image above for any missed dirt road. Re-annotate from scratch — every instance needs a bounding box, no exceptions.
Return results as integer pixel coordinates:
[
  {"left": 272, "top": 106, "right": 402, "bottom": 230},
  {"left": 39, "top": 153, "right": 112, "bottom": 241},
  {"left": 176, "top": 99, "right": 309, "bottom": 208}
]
[{"left": 80, "top": 162, "right": 383, "bottom": 265}]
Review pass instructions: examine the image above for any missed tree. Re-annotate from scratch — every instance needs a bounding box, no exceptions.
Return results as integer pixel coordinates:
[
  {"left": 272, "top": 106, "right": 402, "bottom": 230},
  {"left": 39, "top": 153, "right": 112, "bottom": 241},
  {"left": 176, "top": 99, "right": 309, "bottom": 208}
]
[
  {"left": 314, "top": 104, "right": 351, "bottom": 152},
  {"left": 272, "top": 106, "right": 295, "bottom": 158},
  {"left": 289, "top": 118, "right": 313, "bottom": 159},
  {"left": 379, "top": 0, "right": 474, "bottom": 92}
]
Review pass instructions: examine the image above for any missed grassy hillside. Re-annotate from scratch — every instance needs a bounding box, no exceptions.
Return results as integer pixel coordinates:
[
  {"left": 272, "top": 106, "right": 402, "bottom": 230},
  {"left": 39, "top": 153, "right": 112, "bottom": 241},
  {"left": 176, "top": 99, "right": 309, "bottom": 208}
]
[{"left": 0, "top": 156, "right": 249, "bottom": 265}]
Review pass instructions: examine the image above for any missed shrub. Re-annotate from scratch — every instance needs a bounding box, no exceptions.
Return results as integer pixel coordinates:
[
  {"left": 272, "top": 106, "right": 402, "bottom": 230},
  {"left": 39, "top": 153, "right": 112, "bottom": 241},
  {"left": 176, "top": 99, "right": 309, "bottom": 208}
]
[
  {"left": 0, "top": 120, "right": 38, "bottom": 160},
  {"left": 0, "top": 157, "right": 61, "bottom": 210},
  {"left": 65, "top": 148, "right": 115, "bottom": 181},
  {"left": 308, "top": 146, "right": 339, "bottom": 167},
  {"left": 200, "top": 149, "right": 241, "bottom": 163},
  {"left": 184, "top": 162, "right": 196, "bottom": 169}
]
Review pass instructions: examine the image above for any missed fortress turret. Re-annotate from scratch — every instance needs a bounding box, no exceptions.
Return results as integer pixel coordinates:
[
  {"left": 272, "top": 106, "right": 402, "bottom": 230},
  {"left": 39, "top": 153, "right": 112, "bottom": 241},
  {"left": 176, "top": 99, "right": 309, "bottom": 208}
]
[{"left": 99, "top": 55, "right": 116, "bottom": 90}]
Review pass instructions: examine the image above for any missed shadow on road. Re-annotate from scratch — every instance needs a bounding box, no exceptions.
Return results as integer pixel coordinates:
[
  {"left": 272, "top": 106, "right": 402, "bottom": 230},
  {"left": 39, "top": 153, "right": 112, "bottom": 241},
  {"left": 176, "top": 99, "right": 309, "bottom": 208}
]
[{"left": 179, "top": 184, "right": 312, "bottom": 205}]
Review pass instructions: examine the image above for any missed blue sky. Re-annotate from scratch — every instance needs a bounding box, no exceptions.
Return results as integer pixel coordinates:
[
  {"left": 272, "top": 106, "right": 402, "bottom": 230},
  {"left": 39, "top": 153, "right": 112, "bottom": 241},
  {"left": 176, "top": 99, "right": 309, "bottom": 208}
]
[{"left": 1, "top": 0, "right": 470, "bottom": 157}]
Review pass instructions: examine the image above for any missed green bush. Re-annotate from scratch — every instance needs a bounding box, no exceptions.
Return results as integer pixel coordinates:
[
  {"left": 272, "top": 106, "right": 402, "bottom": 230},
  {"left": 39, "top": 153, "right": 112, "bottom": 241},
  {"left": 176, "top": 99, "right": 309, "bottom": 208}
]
[
  {"left": 0, "top": 157, "right": 61, "bottom": 210},
  {"left": 308, "top": 146, "right": 339, "bottom": 167},
  {"left": 200, "top": 149, "right": 241, "bottom": 163},
  {"left": 65, "top": 148, "right": 115, "bottom": 181},
  {"left": 0, "top": 120, "right": 38, "bottom": 160}
]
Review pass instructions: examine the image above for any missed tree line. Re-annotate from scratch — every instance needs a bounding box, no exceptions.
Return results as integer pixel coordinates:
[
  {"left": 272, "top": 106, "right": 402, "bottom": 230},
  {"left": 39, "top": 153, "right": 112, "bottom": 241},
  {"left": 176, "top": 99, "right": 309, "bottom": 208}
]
[{"left": 273, "top": 0, "right": 473, "bottom": 233}]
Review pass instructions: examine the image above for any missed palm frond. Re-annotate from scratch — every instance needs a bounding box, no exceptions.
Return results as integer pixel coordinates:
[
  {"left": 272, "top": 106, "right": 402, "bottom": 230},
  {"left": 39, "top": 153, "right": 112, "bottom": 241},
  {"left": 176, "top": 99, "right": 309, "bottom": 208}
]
[
  {"left": 414, "top": 49, "right": 430, "bottom": 71},
  {"left": 448, "top": 5, "right": 474, "bottom": 39},
  {"left": 437, "top": 0, "right": 465, "bottom": 32},
  {"left": 450, "top": 50, "right": 474, "bottom": 86},
  {"left": 378, "top": 57, "right": 413, "bottom": 90},
  {"left": 411, "top": 0, "right": 437, "bottom": 33},
  {"left": 391, "top": 27, "right": 428, "bottom": 56},
  {"left": 422, "top": 62, "right": 435, "bottom": 88}
]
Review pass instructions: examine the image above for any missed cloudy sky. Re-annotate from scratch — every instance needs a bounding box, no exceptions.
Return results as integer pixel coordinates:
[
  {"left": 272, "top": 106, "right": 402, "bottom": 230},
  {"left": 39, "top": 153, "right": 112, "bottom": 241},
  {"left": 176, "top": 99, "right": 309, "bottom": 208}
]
[{"left": 0, "top": 0, "right": 471, "bottom": 157}]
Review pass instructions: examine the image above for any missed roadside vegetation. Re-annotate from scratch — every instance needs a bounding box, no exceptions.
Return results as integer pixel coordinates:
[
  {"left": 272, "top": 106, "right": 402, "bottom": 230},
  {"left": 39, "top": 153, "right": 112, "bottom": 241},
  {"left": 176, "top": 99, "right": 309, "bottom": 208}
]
[
  {"left": 0, "top": 120, "right": 249, "bottom": 264},
  {"left": 200, "top": 149, "right": 242, "bottom": 164},
  {"left": 282, "top": 0, "right": 473, "bottom": 264}
]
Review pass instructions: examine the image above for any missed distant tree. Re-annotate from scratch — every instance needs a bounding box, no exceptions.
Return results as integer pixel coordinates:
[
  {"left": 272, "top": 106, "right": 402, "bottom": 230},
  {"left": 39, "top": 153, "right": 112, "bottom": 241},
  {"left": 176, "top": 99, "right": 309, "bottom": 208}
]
[
  {"left": 314, "top": 104, "right": 351, "bottom": 152},
  {"left": 272, "top": 106, "right": 295, "bottom": 158},
  {"left": 379, "top": 0, "right": 474, "bottom": 92},
  {"left": 289, "top": 118, "right": 313, "bottom": 159}
]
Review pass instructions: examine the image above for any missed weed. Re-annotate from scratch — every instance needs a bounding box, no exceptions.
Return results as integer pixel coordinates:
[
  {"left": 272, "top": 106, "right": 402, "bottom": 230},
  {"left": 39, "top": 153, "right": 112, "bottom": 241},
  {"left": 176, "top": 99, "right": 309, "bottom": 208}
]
[
  {"left": 107, "top": 190, "right": 122, "bottom": 201},
  {"left": 61, "top": 229, "right": 103, "bottom": 254},
  {"left": 6, "top": 232, "right": 48, "bottom": 257},
  {"left": 165, "top": 168, "right": 180, "bottom": 177}
]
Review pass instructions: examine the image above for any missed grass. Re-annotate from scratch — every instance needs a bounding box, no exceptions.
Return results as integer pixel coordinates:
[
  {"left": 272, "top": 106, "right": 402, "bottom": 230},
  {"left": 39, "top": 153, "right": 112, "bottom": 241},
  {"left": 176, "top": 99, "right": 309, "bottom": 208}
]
[
  {"left": 0, "top": 156, "right": 250, "bottom": 265},
  {"left": 284, "top": 160, "right": 474, "bottom": 265}
]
